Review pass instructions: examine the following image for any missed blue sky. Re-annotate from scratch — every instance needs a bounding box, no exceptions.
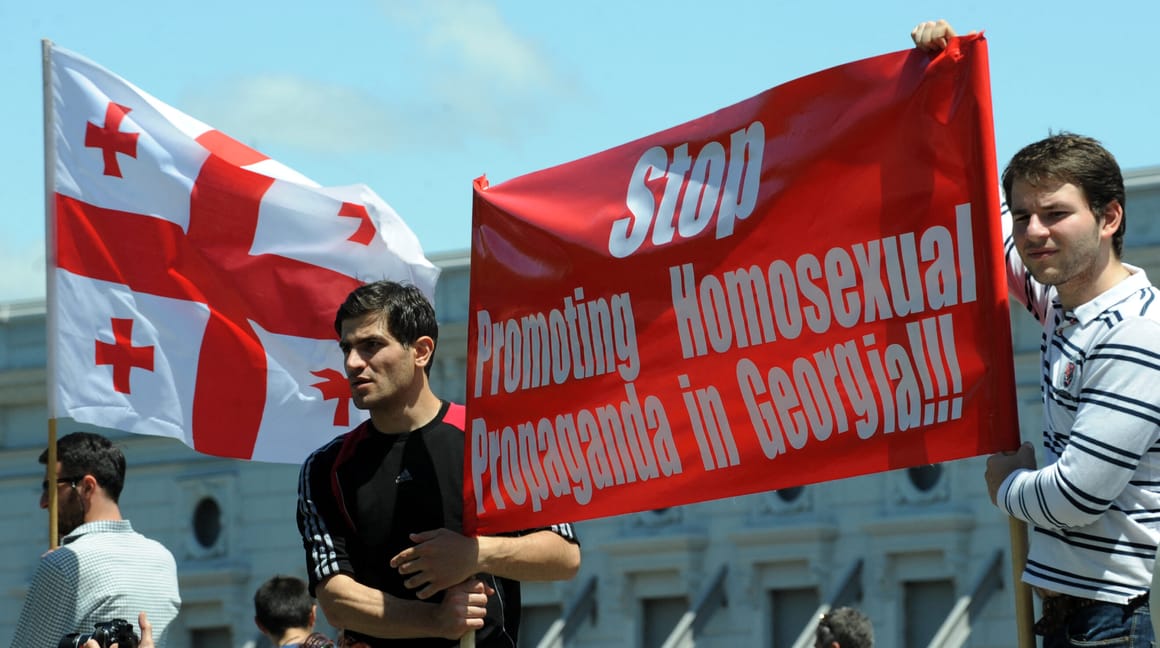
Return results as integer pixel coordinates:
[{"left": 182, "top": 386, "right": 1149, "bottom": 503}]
[{"left": 3, "top": 0, "right": 1158, "bottom": 303}]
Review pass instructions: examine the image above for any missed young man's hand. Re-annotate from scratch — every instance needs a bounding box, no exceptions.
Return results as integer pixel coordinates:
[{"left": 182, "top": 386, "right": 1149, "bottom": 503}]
[
  {"left": 435, "top": 578, "right": 494, "bottom": 640},
  {"left": 911, "top": 19, "right": 958, "bottom": 51},
  {"left": 87, "top": 611, "right": 153, "bottom": 648},
  {"left": 391, "top": 528, "right": 480, "bottom": 599},
  {"left": 985, "top": 442, "right": 1037, "bottom": 505}
]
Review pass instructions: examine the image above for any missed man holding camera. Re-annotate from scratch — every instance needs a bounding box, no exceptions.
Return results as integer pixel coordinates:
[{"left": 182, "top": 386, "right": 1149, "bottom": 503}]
[
  {"left": 9, "top": 432, "right": 181, "bottom": 648},
  {"left": 69, "top": 613, "right": 152, "bottom": 648}
]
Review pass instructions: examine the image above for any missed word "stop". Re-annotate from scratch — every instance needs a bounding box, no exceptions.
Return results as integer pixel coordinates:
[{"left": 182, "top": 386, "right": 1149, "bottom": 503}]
[{"left": 608, "top": 121, "right": 764, "bottom": 258}]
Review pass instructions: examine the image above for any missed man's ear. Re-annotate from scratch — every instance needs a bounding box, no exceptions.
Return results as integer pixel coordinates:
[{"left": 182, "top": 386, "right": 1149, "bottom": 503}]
[
  {"left": 412, "top": 336, "right": 435, "bottom": 368},
  {"left": 79, "top": 474, "right": 99, "bottom": 498},
  {"left": 1099, "top": 200, "right": 1124, "bottom": 237}
]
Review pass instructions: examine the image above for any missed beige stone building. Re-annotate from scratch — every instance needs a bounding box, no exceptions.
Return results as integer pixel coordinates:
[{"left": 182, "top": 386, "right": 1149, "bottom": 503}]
[{"left": 2, "top": 166, "right": 1159, "bottom": 647}]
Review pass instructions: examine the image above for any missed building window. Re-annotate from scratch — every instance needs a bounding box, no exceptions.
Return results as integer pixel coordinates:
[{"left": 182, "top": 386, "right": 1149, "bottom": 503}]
[
  {"left": 191, "top": 627, "right": 231, "bottom": 648},
  {"left": 775, "top": 486, "right": 804, "bottom": 503},
  {"left": 890, "top": 462, "right": 948, "bottom": 506},
  {"left": 434, "top": 267, "right": 470, "bottom": 323},
  {"left": 177, "top": 473, "right": 235, "bottom": 559},
  {"left": 192, "top": 496, "right": 222, "bottom": 549},
  {"left": 769, "top": 587, "right": 819, "bottom": 647},
  {"left": 907, "top": 464, "right": 943, "bottom": 492},
  {"left": 642, "top": 596, "right": 687, "bottom": 648},
  {"left": 518, "top": 604, "right": 563, "bottom": 648},
  {"left": 625, "top": 506, "right": 683, "bottom": 532},
  {"left": 903, "top": 579, "right": 954, "bottom": 647}
]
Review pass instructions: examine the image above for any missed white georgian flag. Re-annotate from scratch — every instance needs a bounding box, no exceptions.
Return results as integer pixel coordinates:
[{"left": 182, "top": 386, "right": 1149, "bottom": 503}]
[{"left": 47, "top": 43, "right": 440, "bottom": 463}]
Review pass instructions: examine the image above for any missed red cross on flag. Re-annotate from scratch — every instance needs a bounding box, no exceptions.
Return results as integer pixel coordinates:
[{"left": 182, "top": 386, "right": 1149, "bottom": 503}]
[{"left": 45, "top": 42, "right": 440, "bottom": 463}]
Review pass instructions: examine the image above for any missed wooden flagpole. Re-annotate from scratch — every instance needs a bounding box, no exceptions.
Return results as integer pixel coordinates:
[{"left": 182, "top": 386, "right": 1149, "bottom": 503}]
[
  {"left": 42, "top": 38, "right": 61, "bottom": 550},
  {"left": 1008, "top": 517, "right": 1035, "bottom": 647},
  {"left": 47, "top": 419, "right": 59, "bottom": 549}
]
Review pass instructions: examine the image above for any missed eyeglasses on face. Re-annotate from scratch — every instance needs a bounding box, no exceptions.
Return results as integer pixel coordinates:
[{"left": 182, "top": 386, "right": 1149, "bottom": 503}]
[{"left": 41, "top": 476, "right": 82, "bottom": 493}]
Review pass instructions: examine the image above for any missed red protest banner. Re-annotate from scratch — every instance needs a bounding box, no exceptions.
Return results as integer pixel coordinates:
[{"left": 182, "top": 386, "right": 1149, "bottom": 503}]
[{"left": 465, "top": 34, "right": 1016, "bottom": 535}]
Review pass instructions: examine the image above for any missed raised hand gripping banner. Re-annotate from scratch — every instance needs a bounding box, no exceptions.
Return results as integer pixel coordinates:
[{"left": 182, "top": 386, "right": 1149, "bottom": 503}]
[{"left": 466, "top": 35, "right": 1016, "bottom": 535}]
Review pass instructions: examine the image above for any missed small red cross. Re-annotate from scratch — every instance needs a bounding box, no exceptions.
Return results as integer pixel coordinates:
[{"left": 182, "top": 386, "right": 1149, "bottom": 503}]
[
  {"left": 95, "top": 318, "right": 155, "bottom": 394},
  {"left": 338, "top": 202, "right": 376, "bottom": 245},
  {"left": 311, "top": 368, "right": 353, "bottom": 426},
  {"left": 85, "top": 102, "right": 139, "bottom": 177}
]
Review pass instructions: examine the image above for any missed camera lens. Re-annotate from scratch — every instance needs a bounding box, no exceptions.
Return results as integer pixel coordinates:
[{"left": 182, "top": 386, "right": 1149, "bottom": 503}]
[{"left": 57, "top": 633, "right": 92, "bottom": 648}]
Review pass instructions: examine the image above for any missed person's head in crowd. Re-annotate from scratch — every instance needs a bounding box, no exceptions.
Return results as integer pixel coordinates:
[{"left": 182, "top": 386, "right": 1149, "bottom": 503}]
[
  {"left": 334, "top": 280, "right": 439, "bottom": 377},
  {"left": 39, "top": 432, "right": 127, "bottom": 536},
  {"left": 1002, "top": 132, "right": 1127, "bottom": 259},
  {"left": 254, "top": 575, "right": 321, "bottom": 646},
  {"left": 815, "top": 606, "right": 873, "bottom": 648}
]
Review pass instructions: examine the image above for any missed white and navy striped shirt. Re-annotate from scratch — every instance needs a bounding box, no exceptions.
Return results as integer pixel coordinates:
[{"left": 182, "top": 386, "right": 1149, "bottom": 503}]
[{"left": 1000, "top": 213, "right": 1160, "bottom": 603}]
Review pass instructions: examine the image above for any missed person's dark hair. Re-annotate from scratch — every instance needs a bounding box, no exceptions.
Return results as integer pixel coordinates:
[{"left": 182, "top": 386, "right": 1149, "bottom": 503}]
[
  {"left": 816, "top": 606, "right": 873, "bottom": 648},
  {"left": 1001, "top": 132, "right": 1126, "bottom": 257},
  {"left": 39, "top": 432, "right": 126, "bottom": 502},
  {"left": 254, "top": 575, "right": 314, "bottom": 638},
  {"left": 334, "top": 281, "right": 439, "bottom": 374}
]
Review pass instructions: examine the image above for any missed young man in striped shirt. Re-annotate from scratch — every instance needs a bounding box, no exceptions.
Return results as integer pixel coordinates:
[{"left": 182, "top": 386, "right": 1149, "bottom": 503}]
[
  {"left": 990, "top": 131, "right": 1160, "bottom": 647},
  {"left": 919, "top": 23, "right": 1159, "bottom": 644}
]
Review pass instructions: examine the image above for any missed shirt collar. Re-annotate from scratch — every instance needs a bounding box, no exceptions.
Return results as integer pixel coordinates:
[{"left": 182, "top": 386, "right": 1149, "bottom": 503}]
[
  {"left": 61, "top": 519, "right": 134, "bottom": 545},
  {"left": 1061, "top": 264, "right": 1150, "bottom": 326}
]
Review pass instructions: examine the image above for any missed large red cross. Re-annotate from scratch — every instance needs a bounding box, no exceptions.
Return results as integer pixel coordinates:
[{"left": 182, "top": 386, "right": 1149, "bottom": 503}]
[
  {"left": 57, "top": 105, "right": 366, "bottom": 458},
  {"left": 84, "top": 102, "right": 139, "bottom": 177},
  {"left": 94, "top": 318, "right": 154, "bottom": 394}
]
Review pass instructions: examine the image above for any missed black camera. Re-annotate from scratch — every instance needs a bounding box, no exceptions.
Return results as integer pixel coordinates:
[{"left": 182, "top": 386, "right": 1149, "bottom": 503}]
[{"left": 59, "top": 618, "right": 139, "bottom": 648}]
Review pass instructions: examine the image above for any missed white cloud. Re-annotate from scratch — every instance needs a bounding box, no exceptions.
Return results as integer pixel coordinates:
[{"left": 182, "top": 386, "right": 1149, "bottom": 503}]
[
  {"left": 384, "top": 0, "right": 578, "bottom": 140},
  {"left": 182, "top": 76, "right": 407, "bottom": 154},
  {"left": 404, "top": 1, "right": 558, "bottom": 89},
  {"left": 179, "top": 0, "right": 578, "bottom": 155}
]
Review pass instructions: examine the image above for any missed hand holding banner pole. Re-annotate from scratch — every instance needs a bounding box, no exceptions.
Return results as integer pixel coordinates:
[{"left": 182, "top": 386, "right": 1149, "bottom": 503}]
[{"left": 1008, "top": 517, "right": 1035, "bottom": 648}]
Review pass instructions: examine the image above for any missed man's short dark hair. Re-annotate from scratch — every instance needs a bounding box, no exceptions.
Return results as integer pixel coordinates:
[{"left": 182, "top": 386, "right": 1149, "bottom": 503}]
[
  {"left": 39, "top": 432, "right": 126, "bottom": 502},
  {"left": 254, "top": 575, "right": 314, "bottom": 637},
  {"left": 1001, "top": 132, "right": 1126, "bottom": 257},
  {"left": 334, "top": 280, "right": 439, "bottom": 372},
  {"left": 816, "top": 606, "right": 873, "bottom": 648}
]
